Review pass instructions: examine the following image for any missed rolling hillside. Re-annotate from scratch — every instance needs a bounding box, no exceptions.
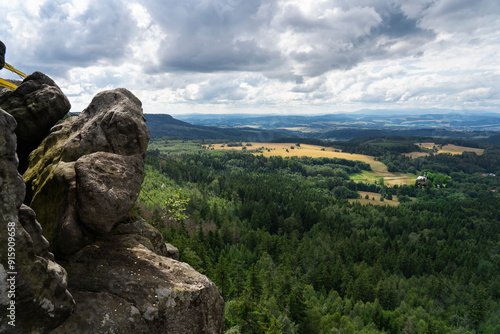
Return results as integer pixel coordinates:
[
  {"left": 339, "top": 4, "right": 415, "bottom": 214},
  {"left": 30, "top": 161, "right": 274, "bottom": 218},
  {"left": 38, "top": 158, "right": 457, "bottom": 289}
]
[{"left": 145, "top": 114, "right": 292, "bottom": 141}]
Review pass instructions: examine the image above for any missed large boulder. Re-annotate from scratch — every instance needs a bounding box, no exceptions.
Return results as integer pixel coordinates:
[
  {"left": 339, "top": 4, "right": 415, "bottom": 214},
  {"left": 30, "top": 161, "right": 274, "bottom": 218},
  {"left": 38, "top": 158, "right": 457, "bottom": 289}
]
[
  {"left": 75, "top": 152, "right": 145, "bottom": 235},
  {"left": 0, "top": 108, "right": 74, "bottom": 334},
  {"left": 0, "top": 72, "right": 71, "bottom": 173},
  {"left": 51, "top": 220, "right": 225, "bottom": 334},
  {"left": 23, "top": 88, "right": 149, "bottom": 258}
]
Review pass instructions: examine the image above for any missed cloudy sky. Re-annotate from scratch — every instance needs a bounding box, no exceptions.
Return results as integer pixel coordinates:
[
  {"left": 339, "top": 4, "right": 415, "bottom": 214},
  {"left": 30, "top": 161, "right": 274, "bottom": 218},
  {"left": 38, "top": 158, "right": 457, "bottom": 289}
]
[{"left": 1, "top": 0, "right": 499, "bottom": 115}]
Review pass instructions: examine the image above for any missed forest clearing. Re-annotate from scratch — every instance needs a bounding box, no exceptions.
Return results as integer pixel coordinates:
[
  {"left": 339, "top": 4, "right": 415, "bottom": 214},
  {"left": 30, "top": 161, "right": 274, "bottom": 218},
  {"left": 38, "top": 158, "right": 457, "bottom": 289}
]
[
  {"left": 207, "top": 142, "right": 415, "bottom": 185},
  {"left": 404, "top": 143, "right": 485, "bottom": 158},
  {"left": 349, "top": 191, "right": 400, "bottom": 206}
]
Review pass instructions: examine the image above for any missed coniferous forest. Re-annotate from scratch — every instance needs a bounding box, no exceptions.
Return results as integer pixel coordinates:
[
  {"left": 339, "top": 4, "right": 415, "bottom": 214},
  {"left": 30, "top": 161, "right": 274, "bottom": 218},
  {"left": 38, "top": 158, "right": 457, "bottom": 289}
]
[{"left": 135, "top": 139, "right": 500, "bottom": 334}]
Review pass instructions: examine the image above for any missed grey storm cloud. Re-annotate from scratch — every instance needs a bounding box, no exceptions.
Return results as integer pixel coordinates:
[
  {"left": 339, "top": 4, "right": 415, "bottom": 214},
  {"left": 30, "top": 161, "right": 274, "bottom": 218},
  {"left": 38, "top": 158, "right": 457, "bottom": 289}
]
[
  {"left": 139, "top": 0, "right": 282, "bottom": 73},
  {"left": 137, "top": 0, "right": 436, "bottom": 82},
  {"left": 25, "top": 0, "right": 136, "bottom": 71},
  {"left": 8, "top": 0, "right": 465, "bottom": 80}
]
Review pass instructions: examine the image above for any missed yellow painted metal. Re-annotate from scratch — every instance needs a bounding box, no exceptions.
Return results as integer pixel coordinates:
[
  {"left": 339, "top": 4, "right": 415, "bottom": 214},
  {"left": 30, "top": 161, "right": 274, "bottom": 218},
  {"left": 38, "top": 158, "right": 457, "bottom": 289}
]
[
  {"left": 4, "top": 62, "right": 27, "bottom": 78},
  {"left": 0, "top": 78, "right": 18, "bottom": 90}
]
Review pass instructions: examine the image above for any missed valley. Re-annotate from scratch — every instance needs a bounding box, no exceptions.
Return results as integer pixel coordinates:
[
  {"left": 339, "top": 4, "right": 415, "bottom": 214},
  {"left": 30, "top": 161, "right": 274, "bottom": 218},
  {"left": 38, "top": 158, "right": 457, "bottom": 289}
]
[{"left": 135, "top": 113, "right": 500, "bottom": 333}]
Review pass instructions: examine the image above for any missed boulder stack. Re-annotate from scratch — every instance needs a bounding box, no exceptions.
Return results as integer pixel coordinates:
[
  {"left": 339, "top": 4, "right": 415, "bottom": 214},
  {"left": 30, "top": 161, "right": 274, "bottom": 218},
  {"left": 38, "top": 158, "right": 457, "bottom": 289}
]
[
  {"left": 0, "top": 75, "right": 224, "bottom": 333},
  {"left": 23, "top": 88, "right": 149, "bottom": 258}
]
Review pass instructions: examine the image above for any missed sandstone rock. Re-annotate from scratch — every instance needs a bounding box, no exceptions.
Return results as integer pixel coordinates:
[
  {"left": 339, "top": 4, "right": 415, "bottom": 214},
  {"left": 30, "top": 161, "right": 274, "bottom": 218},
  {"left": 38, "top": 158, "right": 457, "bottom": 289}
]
[
  {"left": 75, "top": 152, "right": 145, "bottom": 235},
  {"left": 10, "top": 84, "right": 225, "bottom": 332},
  {"left": 0, "top": 108, "right": 24, "bottom": 208},
  {"left": 54, "top": 222, "right": 224, "bottom": 334},
  {"left": 49, "top": 291, "right": 150, "bottom": 334},
  {"left": 18, "top": 204, "right": 53, "bottom": 260},
  {"left": 0, "top": 108, "right": 74, "bottom": 334},
  {"left": 23, "top": 88, "right": 149, "bottom": 258},
  {"left": 165, "top": 243, "right": 180, "bottom": 261},
  {"left": 0, "top": 72, "right": 71, "bottom": 173},
  {"left": 112, "top": 219, "right": 168, "bottom": 257}
]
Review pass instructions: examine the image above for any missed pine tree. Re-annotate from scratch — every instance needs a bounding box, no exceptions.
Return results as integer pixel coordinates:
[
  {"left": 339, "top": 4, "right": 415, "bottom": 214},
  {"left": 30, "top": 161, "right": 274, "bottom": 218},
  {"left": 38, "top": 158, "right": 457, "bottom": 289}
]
[
  {"left": 247, "top": 263, "right": 262, "bottom": 301},
  {"left": 288, "top": 287, "right": 307, "bottom": 330},
  {"left": 467, "top": 286, "right": 488, "bottom": 332}
]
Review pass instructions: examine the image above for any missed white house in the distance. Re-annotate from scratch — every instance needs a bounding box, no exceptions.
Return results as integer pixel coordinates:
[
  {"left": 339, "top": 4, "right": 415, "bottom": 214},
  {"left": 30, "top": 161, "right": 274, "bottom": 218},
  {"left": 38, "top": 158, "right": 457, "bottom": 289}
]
[{"left": 416, "top": 172, "right": 427, "bottom": 183}]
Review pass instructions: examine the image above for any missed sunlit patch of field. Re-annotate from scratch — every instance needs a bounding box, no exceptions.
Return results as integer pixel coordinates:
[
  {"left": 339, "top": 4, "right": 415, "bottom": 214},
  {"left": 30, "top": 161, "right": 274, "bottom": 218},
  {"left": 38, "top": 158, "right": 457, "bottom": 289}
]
[
  {"left": 235, "top": 125, "right": 261, "bottom": 129},
  {"left": 349, "top": 170, "right": 415, "bottom": 187},
  {"left": 207, "top": 143, "right": 374, "bottom": 161},
  {"left": 207, "top": 142, "right": 416, "bottom": 186},
  {"left": 439, "top": 144, "right": 484, "bottom": 155},
  {"left": 409, "top": 143, "right": 485, "bottom": 157},
  {"left": 280, "top": 127, "right": 314, "bottom": 132}
]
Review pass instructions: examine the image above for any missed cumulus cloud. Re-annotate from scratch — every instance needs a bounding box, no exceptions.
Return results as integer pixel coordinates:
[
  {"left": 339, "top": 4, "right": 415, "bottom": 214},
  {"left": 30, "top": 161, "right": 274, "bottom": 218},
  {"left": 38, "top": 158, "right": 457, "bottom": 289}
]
[
  {"left": 1, "top": 0, "right": 499, "bottom": 114},
  {"left": 139, "top": 0, "right": 435, "bottom": 80}
]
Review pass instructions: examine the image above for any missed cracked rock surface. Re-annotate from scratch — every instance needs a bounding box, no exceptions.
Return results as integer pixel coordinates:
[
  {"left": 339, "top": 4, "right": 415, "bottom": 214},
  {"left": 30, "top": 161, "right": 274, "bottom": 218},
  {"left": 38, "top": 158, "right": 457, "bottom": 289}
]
[{"left": 51, "top": 220, "right": 224, "bottom": 334}]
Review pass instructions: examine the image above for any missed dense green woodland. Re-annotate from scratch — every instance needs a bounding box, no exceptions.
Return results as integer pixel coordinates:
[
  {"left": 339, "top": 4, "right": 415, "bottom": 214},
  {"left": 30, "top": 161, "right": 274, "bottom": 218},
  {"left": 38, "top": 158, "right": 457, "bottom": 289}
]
[{"left": 135, "top": 140, "right": 500, "bottom": 334}]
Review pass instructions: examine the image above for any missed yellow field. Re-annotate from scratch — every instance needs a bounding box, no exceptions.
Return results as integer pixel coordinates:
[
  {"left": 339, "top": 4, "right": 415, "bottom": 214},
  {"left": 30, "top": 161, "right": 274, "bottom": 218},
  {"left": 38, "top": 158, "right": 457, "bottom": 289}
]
[
  {"left": 410, "top": 143, "right": 484, "bottom": 156},
  {"left": 209, "top": 142, "right": 374, "bottom": 161},
  {"left": 439, "top": 144, "right": 484, "bottom": 155},
  {"left": 207, "top": 142, "right": 415, "bottom": 186}
]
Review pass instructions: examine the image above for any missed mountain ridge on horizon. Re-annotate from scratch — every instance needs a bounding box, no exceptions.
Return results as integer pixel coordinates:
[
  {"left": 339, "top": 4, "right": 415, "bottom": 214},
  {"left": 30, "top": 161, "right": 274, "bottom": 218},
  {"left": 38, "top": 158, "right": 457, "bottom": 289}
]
[
  {"left": 144, "top": 112, "right": 500, "bottom": 143},
  {"left": 167, "top": 108, "right": 500, "bottom": 118}
]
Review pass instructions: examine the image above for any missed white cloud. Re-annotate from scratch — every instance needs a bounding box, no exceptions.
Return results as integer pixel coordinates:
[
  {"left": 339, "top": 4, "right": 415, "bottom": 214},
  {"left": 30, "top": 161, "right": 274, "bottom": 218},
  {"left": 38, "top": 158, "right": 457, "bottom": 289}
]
[{"left": 0, "top": 0, "right": 499, "bottom": 114}]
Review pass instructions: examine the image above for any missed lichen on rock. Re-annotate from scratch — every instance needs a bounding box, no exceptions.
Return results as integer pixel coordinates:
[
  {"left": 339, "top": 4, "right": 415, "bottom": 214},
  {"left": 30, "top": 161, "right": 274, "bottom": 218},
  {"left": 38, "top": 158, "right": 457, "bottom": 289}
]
[{"left": 0, "top": 108, "right": 74, "bottom": 334}]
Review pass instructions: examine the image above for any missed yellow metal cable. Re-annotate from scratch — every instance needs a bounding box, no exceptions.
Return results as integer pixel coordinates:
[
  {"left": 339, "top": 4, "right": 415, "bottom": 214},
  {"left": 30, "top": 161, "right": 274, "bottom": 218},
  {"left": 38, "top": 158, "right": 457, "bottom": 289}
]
[
  {"left": 4, "top": 62, "right": 27, "bottom": 78},
  {"left": 0, "top": 78, "right": 18, "bottom": 90}
]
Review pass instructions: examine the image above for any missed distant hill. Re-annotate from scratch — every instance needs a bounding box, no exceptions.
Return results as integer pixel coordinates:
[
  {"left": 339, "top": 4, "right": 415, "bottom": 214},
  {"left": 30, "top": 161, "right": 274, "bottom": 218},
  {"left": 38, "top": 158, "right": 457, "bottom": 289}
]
[
  {"left": 176, "top": 112, "right": 500, "bottom": 132},
  {"left": 145, "top": 113, "right": 500, "bottom": 143},
  {"left": 144, "top": 114, "right": 292, "bottom": 141},
  {"left": 313, "top": 128, "right": 497, "bottom": 141}
]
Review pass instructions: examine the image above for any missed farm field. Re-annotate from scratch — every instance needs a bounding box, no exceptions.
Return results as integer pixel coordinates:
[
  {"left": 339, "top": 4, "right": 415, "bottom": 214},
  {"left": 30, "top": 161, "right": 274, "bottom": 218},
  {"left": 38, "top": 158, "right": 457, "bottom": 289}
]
[
  {"left": 405, "top": 142, "right": 485, "bottom": 157},
  {"left": 208, "top": 142, "right": 372, "bottom": 160},
  {"left": 349, "top": 169, "right": 415, "bottom": 186},
  {"left": 207, "top": 142, "right": 416, "bottom": 185}
]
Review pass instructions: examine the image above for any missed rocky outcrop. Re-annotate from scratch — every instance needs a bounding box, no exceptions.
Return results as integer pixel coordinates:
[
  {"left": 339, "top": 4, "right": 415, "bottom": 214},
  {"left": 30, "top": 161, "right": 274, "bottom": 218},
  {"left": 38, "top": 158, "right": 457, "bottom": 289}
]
[
  {"left": 2, "top": 81, "right": 224, "bottom": 333},
  {"left": 165, "top": 243, "right": 180, "bottom": 261},
  {"left": 23, "top": 88, "right": 149, "bottom": 258},
  {"left": 0, "top": 108, "right": 74, "bottom": 334},
  {"left": 51, "top": 219, "right": 224, "bottom": 334},
  {"left": 0, "top": 72, "right": 71, "bottom": 173}
]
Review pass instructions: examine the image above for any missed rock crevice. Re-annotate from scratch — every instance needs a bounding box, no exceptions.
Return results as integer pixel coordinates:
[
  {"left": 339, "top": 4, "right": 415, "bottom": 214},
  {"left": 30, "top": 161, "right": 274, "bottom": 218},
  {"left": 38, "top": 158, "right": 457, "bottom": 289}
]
[{"left": 0, "top": 108, "right": 74, "bottom": 334}]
